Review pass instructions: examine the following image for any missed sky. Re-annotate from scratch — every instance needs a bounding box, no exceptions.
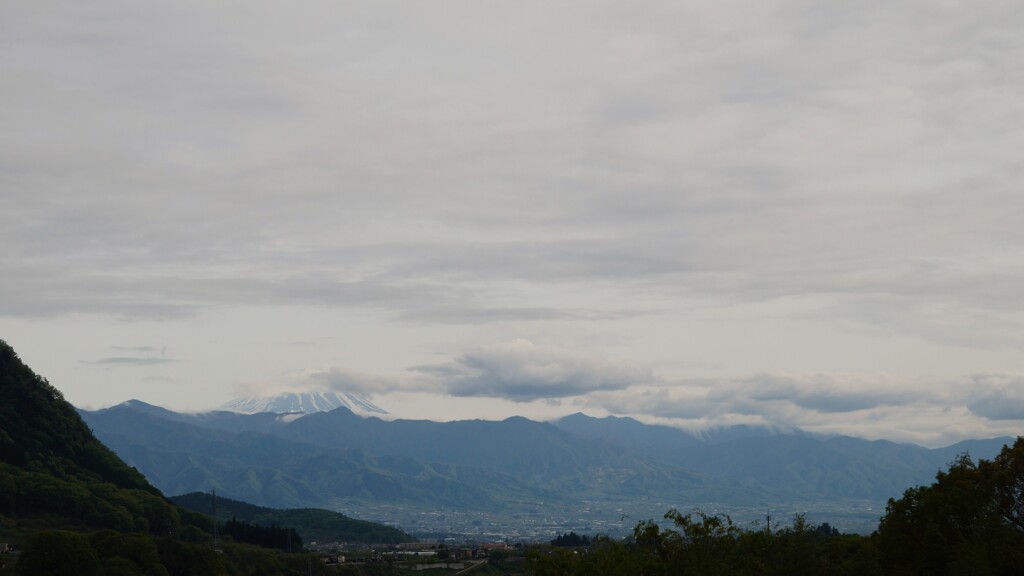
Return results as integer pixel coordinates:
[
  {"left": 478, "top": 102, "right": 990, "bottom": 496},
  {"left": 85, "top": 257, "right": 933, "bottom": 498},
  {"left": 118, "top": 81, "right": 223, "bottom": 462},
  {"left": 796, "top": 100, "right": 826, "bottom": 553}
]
[{"left": 2, "top": 0, "right": 1023, "bottom": 447}]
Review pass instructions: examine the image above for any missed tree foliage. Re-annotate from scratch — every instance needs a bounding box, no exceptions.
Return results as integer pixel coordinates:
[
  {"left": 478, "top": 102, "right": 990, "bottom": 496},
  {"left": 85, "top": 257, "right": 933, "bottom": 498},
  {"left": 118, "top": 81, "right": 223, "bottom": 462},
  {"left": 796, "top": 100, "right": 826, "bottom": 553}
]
[
  {"left": 0, "top": 340, "right": 329, "bottom": 576},
  {"left": 18, "top": 531, "right": 103, "bottom": 576},
  {"left": 222, "top": 516, "right": 302, "bottom": 552},
  {"left": 0, "top": 340, "right": 180, "bottom": 535},
  {"left": 877, "top": 439, "right": 1024, "bottom": 576},
  {"left": 170, "top": 491, "right": 413, "bottom": 544},
  {"left": 530, "top": 510, "right": 878, "bottom": 576},
  {"left": 0, "top": 341, "right": 154, "bottom": 493},
  {"left": 990, "top": 438, "right": 1024, "bottom": 533},
  {"left": 551, "top": 531, "right": 591, "bottom": 548}
]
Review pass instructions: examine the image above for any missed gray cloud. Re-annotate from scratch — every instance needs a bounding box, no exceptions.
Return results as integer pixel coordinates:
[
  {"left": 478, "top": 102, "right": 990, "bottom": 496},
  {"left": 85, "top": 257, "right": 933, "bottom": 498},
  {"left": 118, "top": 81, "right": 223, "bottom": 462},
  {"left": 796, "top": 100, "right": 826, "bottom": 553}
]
[
  {"left": 582, "top": 370, "right": 1024, "bottom": 445},
  {"left": 3, "top": 0, "right": 1023, "bottom": 346},
  {"left": 87, "top": 345, "right": 174, "bottom": 367},
  {"left": 111, "top": 345, "right": 163, "bottom": 353},
  {"left": 234, "top": 366, "right": 431, "bottom": 399},
  {"left": 725, "top": 373, "right": 926, "bottom": 414},
  {"left": 413, "top": 339, "right": 652, "bottom": 402},
  {"left": 90, "top": 357, "right": 175, "bottom": 367},
  {"left": 587, "top": 372, "right": 953, "bottom": 433},
  {"left": 965, "top": 374, "right": 1024, "bottom": 421}
]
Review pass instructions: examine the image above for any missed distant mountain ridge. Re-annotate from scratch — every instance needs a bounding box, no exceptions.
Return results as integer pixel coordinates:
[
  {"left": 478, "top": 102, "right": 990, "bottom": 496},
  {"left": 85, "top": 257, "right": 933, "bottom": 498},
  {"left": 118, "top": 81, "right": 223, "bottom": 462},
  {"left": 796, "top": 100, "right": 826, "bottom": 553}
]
[
  {"left": 82, "top": 401, "right": 561, "bottom": 511},
  {"left": 78, "top": 399, "right": 1017, "bottom": 535},
  {"left": 217, "top": 390, "right": 388, "bottom": 415}
]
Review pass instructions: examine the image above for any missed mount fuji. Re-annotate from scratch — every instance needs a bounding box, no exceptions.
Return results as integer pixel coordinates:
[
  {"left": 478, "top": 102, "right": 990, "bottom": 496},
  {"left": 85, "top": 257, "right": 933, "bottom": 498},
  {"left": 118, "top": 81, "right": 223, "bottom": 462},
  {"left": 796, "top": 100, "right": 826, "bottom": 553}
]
[{"left": 218, "top": 390, "right": 388, "bottom": 416}]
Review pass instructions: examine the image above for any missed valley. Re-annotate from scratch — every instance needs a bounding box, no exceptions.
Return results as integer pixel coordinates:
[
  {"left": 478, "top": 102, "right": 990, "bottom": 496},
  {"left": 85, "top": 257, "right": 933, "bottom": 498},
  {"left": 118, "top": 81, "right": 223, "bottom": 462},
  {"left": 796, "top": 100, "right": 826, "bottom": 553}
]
[{"left": 328, "top": 497, "right": 883, "bottom": 541}]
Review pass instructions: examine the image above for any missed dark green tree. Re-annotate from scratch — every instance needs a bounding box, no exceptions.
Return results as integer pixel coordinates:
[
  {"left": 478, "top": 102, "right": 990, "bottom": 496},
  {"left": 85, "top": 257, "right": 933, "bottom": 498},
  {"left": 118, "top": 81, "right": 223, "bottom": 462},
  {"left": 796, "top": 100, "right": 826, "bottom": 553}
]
[
  {"left": 988, "top": 437, "right": 1024, "bottom": 532},
  {"left": 18, "top": 531, "right": 102, "bottom": 576},
  {"left": 552, "top": 531, "right": 592, "bottom": 547},
  {"left": 89, "top": 530, "right": 168, "bottom": 576},
  {"left": 877, "top": 440, "right": 1024, "bottom": 576}
]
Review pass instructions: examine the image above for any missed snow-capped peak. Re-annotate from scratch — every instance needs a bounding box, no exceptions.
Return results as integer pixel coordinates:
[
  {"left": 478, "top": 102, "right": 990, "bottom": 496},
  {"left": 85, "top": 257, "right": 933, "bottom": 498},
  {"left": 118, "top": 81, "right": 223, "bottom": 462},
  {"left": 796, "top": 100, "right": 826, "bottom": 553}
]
[{"left": 217, "top": 391, "right": 388, "bottom": 416}]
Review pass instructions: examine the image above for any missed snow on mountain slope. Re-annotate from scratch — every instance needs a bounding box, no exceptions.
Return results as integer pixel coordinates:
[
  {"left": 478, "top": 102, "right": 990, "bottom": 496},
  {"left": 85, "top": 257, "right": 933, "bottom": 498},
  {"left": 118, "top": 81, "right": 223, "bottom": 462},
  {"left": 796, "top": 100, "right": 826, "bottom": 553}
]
[{"left": 218, "top": 391, "right": 388, "bottom": 415}]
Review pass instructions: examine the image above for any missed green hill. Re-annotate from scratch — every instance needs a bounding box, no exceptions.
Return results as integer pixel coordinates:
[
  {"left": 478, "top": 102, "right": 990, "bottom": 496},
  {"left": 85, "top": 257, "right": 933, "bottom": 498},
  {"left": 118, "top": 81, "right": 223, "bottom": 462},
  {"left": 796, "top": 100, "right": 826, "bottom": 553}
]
[
  {"left": 0, "top": 339, "right": 337, "bottom": 575},
  {"left": 170, "top": 492, "right": 413, "bottom": 544},
  {"left": 0, "top": 340, "right": 180, "bottom": 534}
]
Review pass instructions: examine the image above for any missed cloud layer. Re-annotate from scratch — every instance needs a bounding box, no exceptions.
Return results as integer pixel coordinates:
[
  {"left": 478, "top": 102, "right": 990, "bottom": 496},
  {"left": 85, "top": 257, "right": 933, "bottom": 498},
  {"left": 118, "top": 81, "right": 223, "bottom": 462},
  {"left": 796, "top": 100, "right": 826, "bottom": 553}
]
[
  {"left": 3, "top": 1, "right": 1023, "bottom": 343},
  {"left": 413, "top": 339, "right": 652, "bottom": 401},
  {"left": 229, "top": 338, "right": 1024, "bottom": 446},
  {"left": 585, "top": 371, "right": 1024, "bottom": 446},
  {"left": 2, "top": 1, "right": 1022, "bottom": 443}
]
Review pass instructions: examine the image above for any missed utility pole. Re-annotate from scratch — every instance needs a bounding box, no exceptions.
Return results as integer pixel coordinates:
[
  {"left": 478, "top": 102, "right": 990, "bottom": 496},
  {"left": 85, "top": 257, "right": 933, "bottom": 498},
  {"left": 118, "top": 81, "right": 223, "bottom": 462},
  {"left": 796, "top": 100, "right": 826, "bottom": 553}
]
[
  {"left": 212, "top": 488, "right": 218, "bottom": 551},
  {"left": 766, "top": 508, "right": 772, "bottom": 533}
]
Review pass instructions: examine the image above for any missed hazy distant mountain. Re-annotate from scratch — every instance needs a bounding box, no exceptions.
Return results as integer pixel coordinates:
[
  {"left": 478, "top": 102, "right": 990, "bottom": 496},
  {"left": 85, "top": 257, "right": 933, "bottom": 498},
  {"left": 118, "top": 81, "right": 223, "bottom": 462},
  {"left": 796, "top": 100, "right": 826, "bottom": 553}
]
[
  {"left": 79, "top": 398, "right": 1019, "bottom": 534},
  {"left": 80, "top": 402, "right": 560, "bottom": 511},
  {"left": 553, "top": 412, "right": 702, "bottom": 452},
  {"left": 276, "top": 410, "right": 728, "bottom": 501},
  {"left": 554, "top": 413, "right": 1013, "bottom": 501},
  {"left": 218, "top": 391, "right": 388, "bottom": 416}
]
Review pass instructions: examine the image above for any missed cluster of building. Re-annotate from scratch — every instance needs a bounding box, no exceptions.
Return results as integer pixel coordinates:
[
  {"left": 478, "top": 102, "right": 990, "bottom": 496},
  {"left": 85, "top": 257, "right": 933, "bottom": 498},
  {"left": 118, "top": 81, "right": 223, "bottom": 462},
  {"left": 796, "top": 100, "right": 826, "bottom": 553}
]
[
  {"left": 311, "top": 540, "right": 518, "bottom": 569},
  {"left": 396, "top": 541, "right": 511, "bottom": 559}
]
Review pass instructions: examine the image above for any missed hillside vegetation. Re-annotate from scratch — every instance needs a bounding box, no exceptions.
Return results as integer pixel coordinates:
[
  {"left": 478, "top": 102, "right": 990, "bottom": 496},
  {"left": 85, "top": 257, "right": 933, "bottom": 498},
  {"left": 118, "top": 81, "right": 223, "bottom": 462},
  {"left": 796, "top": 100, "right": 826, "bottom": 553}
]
[
  {"left": 170, "top": 492, "right": 412, "bottom": 544},
  {"left": 0, "top": 339, "right": 397, "bottom": 575},
  {"left": 0, "top": 340, "right": 177, "bottom": 535}
]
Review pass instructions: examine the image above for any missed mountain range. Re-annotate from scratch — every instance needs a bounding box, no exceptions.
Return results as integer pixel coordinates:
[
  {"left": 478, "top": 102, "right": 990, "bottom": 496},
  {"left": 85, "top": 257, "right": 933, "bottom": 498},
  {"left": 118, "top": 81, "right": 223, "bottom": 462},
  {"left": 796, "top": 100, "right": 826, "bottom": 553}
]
[{"left": 78, "top": 399, "right": 1016, "bottom": 534}]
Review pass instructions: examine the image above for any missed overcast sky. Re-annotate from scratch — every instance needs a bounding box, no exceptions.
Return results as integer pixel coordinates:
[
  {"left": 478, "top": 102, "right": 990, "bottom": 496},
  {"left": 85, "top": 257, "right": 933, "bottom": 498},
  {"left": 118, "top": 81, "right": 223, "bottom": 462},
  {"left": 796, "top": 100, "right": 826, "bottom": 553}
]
[{"left": 3, "top": 0, "right": 1023, "bottom": 447}]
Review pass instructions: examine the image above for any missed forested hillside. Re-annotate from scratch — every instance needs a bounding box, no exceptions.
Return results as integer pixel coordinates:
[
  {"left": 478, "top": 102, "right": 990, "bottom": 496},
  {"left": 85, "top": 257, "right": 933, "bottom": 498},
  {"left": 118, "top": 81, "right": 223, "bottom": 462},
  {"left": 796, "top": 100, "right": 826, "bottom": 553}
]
[
  {"left": 0, "top": 339, "right": 384, "bottom": 575},
  {"left": 170, "top": 492, "right": 413, "bottom": 544},
  {"left": 0, "top": 340, "right": 178, "bottom": 534}
]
